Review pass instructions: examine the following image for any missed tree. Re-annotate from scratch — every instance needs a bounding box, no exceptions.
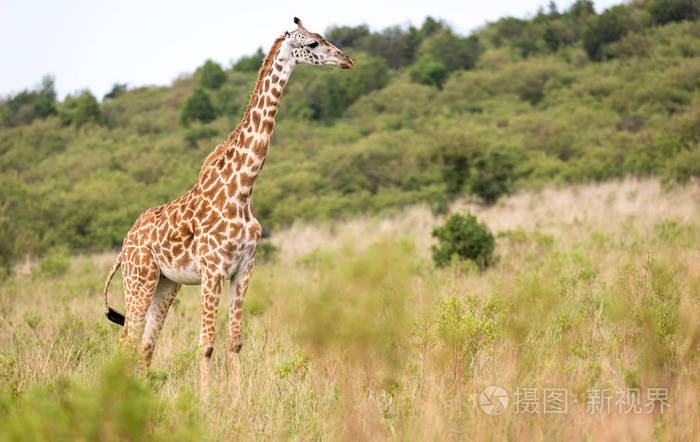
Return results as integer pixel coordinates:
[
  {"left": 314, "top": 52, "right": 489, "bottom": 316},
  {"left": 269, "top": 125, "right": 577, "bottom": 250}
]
[
  {"left": 180, "top": 88, "right": 218, "bottom": 125},
  {"left": 647, "top": 0, "right": 700, "bottom": 25},
  {"left": 104, "top": 83, "right": 128, "bottom": 101},
  {"left": 325, "top": 24, "right": 370, "bottom": 48},
  {"left": 198, "top": 59, "right": 227, "bottom": 90},
  {"left": 409, "top": 55, "right": 448, "bottom": 89},
  {"left": 421, "top": 30, "right": 480, "bottom": 71},
  {"left": 60, "top": 90, "right": 103, "bottom": 127},
  {"left": 583, "top": 6, "right": 632, "bottom": 61},
  {"left": 0, "top": 75, "right": 57, "bottom": 127},
  {"left": 421, "top": 16, "right": 445, "bottom": 37},
  {"left": 470, "top": 147, "right": 522, "bottom": 204},
  {"left": 232, "top": 48, "right": 265, "bottom": 72}
]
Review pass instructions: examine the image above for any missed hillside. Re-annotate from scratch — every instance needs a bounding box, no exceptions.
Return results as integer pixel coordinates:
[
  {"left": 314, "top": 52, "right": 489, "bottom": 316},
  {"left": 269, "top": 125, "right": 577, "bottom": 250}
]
[
  {"left": 1, "top": 0, "right": 699, "bottom": 274},
  {"left": 0, "top": 179, "right": 698, "bottom": 439}
]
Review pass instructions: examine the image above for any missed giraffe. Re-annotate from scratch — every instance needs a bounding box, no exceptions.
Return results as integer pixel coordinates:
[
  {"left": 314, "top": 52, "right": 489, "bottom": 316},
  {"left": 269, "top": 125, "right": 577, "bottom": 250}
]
[{"left": 102, "top": 17, "right": 353, "bottom": 399}]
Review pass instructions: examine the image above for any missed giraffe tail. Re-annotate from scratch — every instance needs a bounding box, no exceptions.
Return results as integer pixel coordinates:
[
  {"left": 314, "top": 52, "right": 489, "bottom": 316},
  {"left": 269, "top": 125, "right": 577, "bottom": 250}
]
[{"left": 103, "top": 252, "right": 125, "bottom": 326}]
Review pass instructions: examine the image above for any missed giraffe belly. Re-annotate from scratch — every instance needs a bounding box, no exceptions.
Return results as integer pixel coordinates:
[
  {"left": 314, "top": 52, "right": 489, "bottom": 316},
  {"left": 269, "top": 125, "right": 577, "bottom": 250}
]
[{"left": 160, "top": 266, "right": 201, "bottom": 285}]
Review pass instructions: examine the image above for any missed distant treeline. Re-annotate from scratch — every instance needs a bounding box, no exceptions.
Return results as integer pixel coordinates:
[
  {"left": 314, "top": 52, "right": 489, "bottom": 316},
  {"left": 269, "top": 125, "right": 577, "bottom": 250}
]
[{"left": 0, "top": 0, "right": 699, "bottom": 274}]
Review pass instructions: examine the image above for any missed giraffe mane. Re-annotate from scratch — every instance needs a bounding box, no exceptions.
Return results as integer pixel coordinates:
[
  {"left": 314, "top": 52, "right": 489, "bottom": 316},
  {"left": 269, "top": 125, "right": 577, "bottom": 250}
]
[{"left": 198, "top": 35, "right": 286, "bottom": 180}]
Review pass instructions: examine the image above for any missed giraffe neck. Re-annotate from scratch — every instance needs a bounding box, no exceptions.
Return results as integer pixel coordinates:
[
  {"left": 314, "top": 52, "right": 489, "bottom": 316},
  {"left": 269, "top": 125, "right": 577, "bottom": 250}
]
[{"left": 214, "top": 36, "right": 295, "bottom": 205}]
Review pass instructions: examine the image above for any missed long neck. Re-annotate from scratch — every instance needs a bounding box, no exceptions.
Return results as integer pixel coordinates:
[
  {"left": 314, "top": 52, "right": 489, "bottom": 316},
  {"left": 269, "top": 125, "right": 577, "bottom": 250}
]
[{"left": 201, "top": 36, "right": 295, "bottom": 205}]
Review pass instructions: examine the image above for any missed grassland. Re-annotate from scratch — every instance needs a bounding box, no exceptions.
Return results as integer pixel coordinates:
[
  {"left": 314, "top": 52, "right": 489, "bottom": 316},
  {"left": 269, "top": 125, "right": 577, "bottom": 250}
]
[{"left": 1, "top": 178, "right": 697, "bottom": 440}]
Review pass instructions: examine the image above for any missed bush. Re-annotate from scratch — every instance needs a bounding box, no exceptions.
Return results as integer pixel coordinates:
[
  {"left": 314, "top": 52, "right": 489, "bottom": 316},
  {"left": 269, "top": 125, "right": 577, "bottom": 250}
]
[
  {"left": 183, "top": 125, "right": 219, "bottom": 148},
  {"left": 470, "top": 147, "right": 522, "bottom": 204},
  {"left": 431, "top": 212, "right": 495, "bottom": 269},
  {"left": 34, "top": 247, "right": 71, "bottom": 278},
  {"left": 409, "top": 55, "right": 448, "bottom": 88},
  {"left": 434, "top": 295, "right": 498, "bottom": 379},
  {"left": 663, "top": 147, "right": 700, "bottom": 183},
  {"left": 583, "top": 6, "right": 632, "bottom": 61},
  {"left": 421, "top": 31, "right": 480, "bottom": 71},
  {"left": 647, "top": 0, "right": 700, "bottom": 25},
  {"left": 60, "top": 91, "right": 103, "bottom": 127},
  {"left": 180, "top": 88, "right": 218, "bottom": 125},
  {"left": 0, "top": 357, "right": 204, "bottom": 441},
  {"left": 103, "top": 83, "right": 128, "bottom": 101},
  {"left": 256, "top": 240, "right": 279, "bottom": 263},
  {"left": 232, "top": 48, "right": 265, "bottom": 72},
  {"left": 326, "top": 24, "right": 371, "bottom": 48},
  {"left": 0, "top": 76, "right": 57, "bottom": 127},
  {"left": 287, "top": 51, "right": 389, "bottom": 121},
  {"left": 197, "top": 59, "right": 227, "bottom": 90}
]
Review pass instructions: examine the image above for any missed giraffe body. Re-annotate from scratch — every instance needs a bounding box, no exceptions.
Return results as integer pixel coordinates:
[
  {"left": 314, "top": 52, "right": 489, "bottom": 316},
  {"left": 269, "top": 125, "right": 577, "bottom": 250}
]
[{"left": 102, "top": 18, "right": 353, "bottom": 398}]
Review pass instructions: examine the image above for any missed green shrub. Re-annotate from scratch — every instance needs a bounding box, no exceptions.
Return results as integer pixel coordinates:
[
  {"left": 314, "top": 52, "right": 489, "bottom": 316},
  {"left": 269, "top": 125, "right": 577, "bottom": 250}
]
[
  {"left": 197, "top": 59, "right": 227, "bottom": 90},
  {"left": 409, "top": 55, "right": 448, "bottom": 88},
  {"left": 183, "top": 125, "right": 219, "bottom": 148},
  {"left": 35, "top": 247, "right": 71, "bottom": 278},
  {"left": 103, "top": 83, "right": 128, "bottom": 101},
  {"left": 647, "top": 0, "right": 700, "bottom": 25},
  {"left": 255, "top": 240, "right": 279, "bottom": 263},
  {"left": 0, "top": 356, "right": 204, "bottom": 441},
  {"left": 583, "top": 6, "right": 632, "bottom": 61},
  {"left": 421, "top": 31, "right": 480, "bottom": 72},
  {"left": 232, "top": 48, "right": 265, "bottom": 72},
  {"left": 180, "top": 88, "right": 218, "bottom": 125},
  {"left": 60, "top": 91, "right": 103, "bottom": 127},
  {"left": 431, "top": 212, "right": 495, "bottom": 269},
  {"left": 287, "top": 51, "right": 389, "bottom": 121},
  {"left": 434, "top": 295, "right": 498, "bottom": 378},
  {"left": 663, "top": 147, "right": 700, "bottom": 183},
  {"left": 0, "top": 76, "right": 57, "bottom": 128},
  {"left": 470, "top": 147, "right": 522, "bottom": 204}
]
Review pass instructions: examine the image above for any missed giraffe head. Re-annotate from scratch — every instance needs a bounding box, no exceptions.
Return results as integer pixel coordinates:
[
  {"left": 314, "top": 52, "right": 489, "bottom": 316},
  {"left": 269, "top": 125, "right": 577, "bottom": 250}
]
[{"left": 286, "top": 17, "right": 354, "bottom": 69}]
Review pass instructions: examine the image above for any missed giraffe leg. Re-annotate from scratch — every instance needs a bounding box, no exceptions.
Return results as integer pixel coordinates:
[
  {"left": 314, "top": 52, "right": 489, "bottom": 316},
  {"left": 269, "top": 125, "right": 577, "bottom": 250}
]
[
  {"left": 227, "top": 259, "right": 254, "bottom": 401},
  {"left": 199, "top": 270, "right": 223, "bottom": 400},
  {"left": 140, "top": 277, "right": 181, "bottom": 374},
  {"left": 120, "top": 250, "right": 160, "bottom": 373}
]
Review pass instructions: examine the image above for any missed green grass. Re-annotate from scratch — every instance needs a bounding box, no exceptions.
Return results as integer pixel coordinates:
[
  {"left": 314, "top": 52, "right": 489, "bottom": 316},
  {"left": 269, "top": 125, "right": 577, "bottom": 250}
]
[{"left": 0, "top": 179, "right": 697, "bottom": 440}]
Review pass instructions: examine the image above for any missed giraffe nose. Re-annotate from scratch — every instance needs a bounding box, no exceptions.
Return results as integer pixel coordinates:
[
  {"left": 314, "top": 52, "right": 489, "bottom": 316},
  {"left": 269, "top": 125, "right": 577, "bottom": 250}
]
[{"left": 340, "top": 55, "right": 354, "bottom": 69}]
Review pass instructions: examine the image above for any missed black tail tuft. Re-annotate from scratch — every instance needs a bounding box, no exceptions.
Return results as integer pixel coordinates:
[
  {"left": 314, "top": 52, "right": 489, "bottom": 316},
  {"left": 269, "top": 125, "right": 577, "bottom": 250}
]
[{"left": 106, "top": 307, "right": 125, "bottom": 326}]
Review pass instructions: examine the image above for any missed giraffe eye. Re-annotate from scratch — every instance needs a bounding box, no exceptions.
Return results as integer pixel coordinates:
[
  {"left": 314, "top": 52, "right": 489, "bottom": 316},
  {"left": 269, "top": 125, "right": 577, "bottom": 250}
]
[{"left": 308, "top": 42, "right": 319, "bottom": 49}]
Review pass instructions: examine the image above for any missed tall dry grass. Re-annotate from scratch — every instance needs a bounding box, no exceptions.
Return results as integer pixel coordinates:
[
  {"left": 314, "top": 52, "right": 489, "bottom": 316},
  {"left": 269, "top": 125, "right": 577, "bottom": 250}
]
[{"left": 0, "top": 179, "right": 698, "bottom": 441}]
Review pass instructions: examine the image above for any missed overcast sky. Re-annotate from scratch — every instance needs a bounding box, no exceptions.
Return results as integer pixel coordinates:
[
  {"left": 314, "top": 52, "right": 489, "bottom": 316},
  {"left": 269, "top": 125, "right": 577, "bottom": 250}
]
[{"left": 1, "top": 0, "right": 624, "bottom": 100}]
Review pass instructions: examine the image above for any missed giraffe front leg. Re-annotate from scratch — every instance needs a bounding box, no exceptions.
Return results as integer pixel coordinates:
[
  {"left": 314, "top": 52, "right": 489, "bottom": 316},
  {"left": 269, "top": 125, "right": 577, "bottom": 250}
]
[
  {"left": 199, "top": 270, "right": 223, "bottom": 401},
  {"left": 228, "top": 259, "right": 254, "bottom": 402}
]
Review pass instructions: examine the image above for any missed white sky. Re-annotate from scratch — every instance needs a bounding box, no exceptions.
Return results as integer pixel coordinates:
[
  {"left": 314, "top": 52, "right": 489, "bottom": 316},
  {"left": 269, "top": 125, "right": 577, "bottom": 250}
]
[{"left": 0, "top": 0, "right": 624, "bottom": 100}]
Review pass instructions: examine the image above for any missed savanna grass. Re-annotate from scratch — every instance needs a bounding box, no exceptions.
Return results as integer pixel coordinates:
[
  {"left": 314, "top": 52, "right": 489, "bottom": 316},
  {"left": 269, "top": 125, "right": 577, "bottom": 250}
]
[{"left": 0, "top": 179, "right": 698, "bottom": 440}]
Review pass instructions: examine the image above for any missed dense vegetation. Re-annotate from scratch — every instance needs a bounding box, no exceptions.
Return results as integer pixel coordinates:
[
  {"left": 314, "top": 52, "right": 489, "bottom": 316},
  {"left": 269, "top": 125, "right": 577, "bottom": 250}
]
[
  {"left": 0, "top": 180, "right": 697, "bottom": 439},
  {"left": 1, "top": 0, "right": 699, "bottom": 274}
]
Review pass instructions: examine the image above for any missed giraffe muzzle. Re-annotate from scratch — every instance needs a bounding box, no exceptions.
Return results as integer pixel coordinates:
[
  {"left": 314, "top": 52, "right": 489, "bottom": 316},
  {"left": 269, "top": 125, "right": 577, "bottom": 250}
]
[{"left": 340, "top": 57, "right": 354, "bottom": 69}]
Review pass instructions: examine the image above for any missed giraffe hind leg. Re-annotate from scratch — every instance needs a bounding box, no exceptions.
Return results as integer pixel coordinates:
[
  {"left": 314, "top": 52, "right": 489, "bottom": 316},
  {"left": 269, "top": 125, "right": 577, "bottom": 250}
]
[
  {"left": 140, "top": 277, "right": 181, "bottom": 372},
  {"left": 120, "top": 249, "right": 160, "bottom": 374}
]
